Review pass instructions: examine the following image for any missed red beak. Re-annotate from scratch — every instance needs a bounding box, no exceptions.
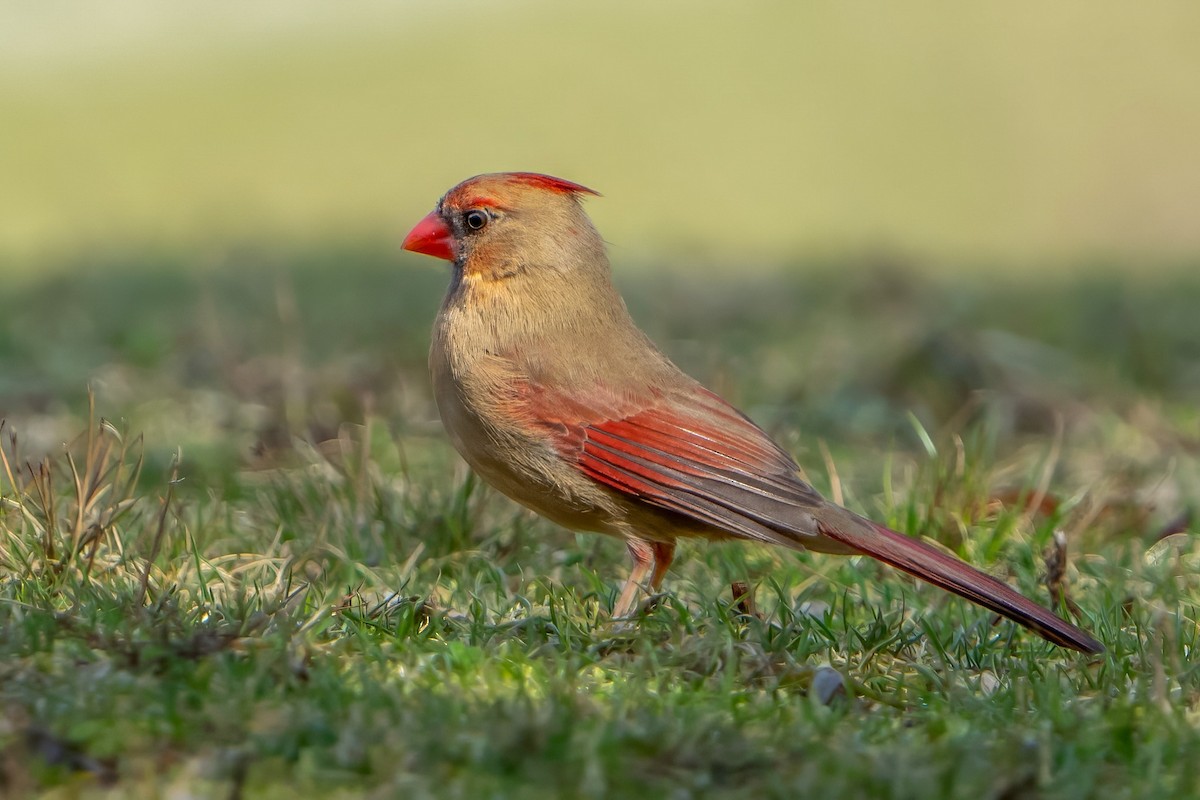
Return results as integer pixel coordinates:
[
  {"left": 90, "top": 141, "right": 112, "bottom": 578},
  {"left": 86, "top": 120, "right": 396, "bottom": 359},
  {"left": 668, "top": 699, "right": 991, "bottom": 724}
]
[{"left": 402, "top": 211, "right": 455, "bottom": 261}]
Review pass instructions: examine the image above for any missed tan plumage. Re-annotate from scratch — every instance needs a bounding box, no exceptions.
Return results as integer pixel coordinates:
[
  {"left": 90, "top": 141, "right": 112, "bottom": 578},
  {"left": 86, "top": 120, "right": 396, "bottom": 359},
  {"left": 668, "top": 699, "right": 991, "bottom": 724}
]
[{"left": 403, "top": 172, "right": 1103, "bottom": 654}]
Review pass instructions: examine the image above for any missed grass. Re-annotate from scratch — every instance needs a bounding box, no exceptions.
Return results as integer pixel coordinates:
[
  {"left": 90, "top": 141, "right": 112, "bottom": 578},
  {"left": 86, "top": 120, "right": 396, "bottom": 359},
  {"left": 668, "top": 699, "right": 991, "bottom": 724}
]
[{"left": 0, "top": 249, "right": 1198, "bottom": 797}]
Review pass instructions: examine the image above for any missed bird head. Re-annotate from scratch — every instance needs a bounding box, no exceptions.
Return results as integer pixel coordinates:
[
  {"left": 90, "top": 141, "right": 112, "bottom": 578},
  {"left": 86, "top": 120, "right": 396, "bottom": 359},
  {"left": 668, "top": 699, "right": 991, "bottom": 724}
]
[{"left": 403, "top": 172, "right": 604, "bottom": 281}]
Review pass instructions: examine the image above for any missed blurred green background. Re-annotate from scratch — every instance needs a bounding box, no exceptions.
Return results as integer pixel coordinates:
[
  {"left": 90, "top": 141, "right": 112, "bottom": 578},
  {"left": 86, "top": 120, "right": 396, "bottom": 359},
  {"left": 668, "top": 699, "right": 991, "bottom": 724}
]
[
  {"left": 3, "top": 1, "right": 1199, "bottom": 272},
  {"left": 2, "top": 1, "right": 1199, "bottom": 463}
]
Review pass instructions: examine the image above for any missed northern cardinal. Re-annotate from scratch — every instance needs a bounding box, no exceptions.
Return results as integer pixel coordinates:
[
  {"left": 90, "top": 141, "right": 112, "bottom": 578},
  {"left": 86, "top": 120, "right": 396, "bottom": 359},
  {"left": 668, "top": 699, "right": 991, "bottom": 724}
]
[{"left": 402, "top": 172, "right": 1103, "bottom": 654}]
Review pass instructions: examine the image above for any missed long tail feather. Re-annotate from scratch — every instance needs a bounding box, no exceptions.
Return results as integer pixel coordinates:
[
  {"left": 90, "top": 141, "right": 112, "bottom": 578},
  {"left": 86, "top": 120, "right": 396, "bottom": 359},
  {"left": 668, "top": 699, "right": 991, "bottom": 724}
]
[{"left": 816, "top": 512, "right": 1104, "bottom": 654}]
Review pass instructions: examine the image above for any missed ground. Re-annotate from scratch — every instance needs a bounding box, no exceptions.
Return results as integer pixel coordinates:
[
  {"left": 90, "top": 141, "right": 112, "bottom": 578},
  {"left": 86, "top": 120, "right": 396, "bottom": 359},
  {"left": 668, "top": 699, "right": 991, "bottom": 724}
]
[{"left": 1, "top": 250, "right": 1197, "bottom": 798}]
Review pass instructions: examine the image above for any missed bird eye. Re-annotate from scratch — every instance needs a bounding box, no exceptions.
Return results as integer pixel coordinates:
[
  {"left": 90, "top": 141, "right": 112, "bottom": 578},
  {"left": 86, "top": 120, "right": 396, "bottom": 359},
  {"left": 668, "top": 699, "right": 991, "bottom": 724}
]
[{"left": 464, "top": 210, "right": 489, "bottom": 231}]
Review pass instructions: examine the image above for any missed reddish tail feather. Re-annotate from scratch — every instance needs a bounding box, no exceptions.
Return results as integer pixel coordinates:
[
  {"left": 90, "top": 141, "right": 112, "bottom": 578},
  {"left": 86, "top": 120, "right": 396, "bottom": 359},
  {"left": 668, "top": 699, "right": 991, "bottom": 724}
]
[{"left": 816, "top": 513, "right": 1104, "bottom": 654}]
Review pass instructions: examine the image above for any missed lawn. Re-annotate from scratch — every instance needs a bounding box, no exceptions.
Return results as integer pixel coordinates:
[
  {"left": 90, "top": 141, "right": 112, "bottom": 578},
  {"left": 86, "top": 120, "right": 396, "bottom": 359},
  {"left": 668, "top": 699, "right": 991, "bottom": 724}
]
[
  {"left": 1, "top": 249, "right": 1197, "bottom": 798},
  {"left": 2, "top": 3, "right": 1199, "bottom": 796}
]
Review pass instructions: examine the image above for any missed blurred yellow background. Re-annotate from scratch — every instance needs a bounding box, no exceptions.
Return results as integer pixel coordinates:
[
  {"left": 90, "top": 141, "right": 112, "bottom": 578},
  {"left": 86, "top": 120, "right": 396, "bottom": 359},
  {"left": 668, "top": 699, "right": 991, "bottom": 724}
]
[{"left": 2, "top": 1, "right": 1198, "bottom": 273}]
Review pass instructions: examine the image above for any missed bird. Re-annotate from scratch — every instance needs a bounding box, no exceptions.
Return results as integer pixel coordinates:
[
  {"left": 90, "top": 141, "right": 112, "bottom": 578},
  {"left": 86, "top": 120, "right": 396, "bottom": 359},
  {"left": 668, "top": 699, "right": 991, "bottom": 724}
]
[{"left": 401, "top": 171, "right": 1103, "bottom": 654}]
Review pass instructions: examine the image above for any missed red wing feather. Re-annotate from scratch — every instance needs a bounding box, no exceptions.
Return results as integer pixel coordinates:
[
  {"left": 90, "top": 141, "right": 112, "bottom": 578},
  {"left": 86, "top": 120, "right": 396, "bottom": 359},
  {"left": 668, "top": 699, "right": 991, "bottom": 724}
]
[{"left": 532, "top": 386, "right": 826, "bottom": 547}]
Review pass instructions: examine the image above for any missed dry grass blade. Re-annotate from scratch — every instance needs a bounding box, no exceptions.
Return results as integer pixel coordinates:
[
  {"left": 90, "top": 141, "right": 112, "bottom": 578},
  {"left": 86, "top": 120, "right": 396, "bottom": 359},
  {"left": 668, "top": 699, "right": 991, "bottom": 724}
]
[
  {"left": 0, "top": 399, "right": 146, "bottom": 580},
  {"left": 730, "top": 581, "right": 761, "bottom": 618},
  {"left": 26, "top": 460, "right": 57, "bottom": 564},
  {"left": 65, "top": 396, "right": 145, "bottom": 560},
  {"left": 1044, "top": 529, "right": 1084, "bottom": 620},
  {"left": 136, "top": 452, "right": 180, "bottom": 611}
]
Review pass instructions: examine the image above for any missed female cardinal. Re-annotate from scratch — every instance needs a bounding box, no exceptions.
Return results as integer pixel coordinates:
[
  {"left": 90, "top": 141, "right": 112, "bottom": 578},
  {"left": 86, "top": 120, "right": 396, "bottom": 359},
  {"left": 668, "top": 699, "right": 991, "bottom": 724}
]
[{"left": 402, "top": 172, "right": 1102, "bottom": 654}]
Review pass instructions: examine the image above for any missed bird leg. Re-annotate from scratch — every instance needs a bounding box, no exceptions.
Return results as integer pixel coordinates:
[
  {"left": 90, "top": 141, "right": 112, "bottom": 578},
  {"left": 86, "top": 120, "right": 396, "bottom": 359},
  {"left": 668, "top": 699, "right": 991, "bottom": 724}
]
[
  {"left": 649, "top": 541, "right": 675, "bottom": 591},
  {"left": 613, "top": 540, "right": 652, "bottom": 618},
  {"left": 613, "top": 539, "right": 677, "bottom": 618}
]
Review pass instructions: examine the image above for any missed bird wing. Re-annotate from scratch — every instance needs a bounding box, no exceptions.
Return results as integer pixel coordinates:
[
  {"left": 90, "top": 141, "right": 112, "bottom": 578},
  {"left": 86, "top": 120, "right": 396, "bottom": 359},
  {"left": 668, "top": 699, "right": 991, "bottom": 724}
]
[{"left": 525, "top": 382, "right": 827, "bottom": 547}]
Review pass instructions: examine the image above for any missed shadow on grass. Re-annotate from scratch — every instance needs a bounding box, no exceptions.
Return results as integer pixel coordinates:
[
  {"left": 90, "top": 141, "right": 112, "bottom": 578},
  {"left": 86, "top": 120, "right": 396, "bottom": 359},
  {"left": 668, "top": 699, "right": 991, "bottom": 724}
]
[{"left": 3, "top": 246, "right": 1198, "bottom": 459}]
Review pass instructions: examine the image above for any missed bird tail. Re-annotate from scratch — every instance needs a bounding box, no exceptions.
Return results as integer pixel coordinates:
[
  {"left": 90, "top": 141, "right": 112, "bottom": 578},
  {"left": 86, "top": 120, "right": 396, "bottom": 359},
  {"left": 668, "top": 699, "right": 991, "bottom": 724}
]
[{"left": 814, "top": 510, "right": 1103, "bottom": 654}]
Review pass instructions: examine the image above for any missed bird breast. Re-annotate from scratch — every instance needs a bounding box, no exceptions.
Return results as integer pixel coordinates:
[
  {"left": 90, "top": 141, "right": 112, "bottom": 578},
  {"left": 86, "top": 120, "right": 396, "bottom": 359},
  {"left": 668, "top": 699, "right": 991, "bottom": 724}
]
[{"left": 429, "top": 289, "right": 632, "bottom": 536}]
